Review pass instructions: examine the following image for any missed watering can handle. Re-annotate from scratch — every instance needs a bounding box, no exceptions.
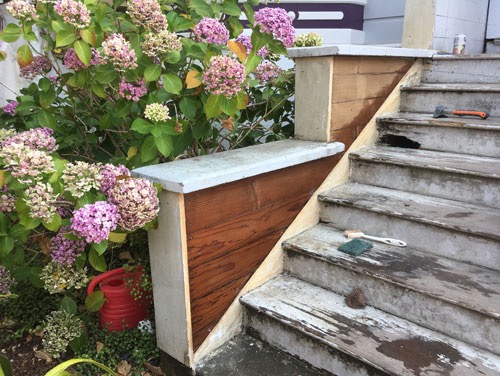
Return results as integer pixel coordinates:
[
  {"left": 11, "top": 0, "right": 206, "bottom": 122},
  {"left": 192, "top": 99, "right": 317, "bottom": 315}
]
[{"left": 87, "top": 267, "right": 126, "bottom": 296}]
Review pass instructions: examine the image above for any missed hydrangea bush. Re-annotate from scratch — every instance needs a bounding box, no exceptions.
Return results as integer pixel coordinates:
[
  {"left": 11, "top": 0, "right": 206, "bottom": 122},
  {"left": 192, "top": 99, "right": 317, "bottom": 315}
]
[
  {"left": 0, "top": 127, "right": 159, "bottom": 358},
  {"left": 0, "top": 0, "right": 296, "bottom": 167}
]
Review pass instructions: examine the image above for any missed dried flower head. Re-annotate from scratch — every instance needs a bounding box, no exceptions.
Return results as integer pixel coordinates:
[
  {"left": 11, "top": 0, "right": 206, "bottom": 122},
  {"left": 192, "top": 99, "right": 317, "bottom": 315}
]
[
  {"left": 0, "top": 266, "right": 16, "bottom": 295},
  {"left": 109, "top": 178, "right": 159, "bottom": 231},
  {"left": 142, "top": 29, "right": 183, "bottom": 57},
  {"left": 0, "top": 192, "right": 16, "bottom": 212},
  {"left": 63, "top": 48, "right": 103, "bottom": 70},
  {"left": 54, "top": 0, "right": 91, "bottom": 29},
  {"left": 194, "top": 17, "right": 230, "bottom": 45},
  {"left": 127, "top": 0, "right": 167, "bottom": 32},
  {"left": 6, "top": 0, "right": 38, "bottom": 21},
  {"left": 101, "top": 33, "right": 138, "bottom": 71},
  {"left": 254, "top": 61, "right": 282, "bottom": 84},
  {"left": 19, "top": 56, "right": 52, "bottom": 80},
  {"left": 202, "top": 55, "right": 246, "bottom": 98},
  {"left": 95, "top": 163, "right": 131, "bottom": 195},
  {"left": 294, "top": 32, "right": 323, "bottom": 47},
  {"left": 0, "top": 143, "right": 55, "bottom": 184},
  {"left": 42, "top": 310, "right": 83, "bottom": 358},
  {"left": 2, "top": 127, "right": 57, "bottom": 152},
  {"left": 23, "top": 182, "right": 58, "bottom": 220},
  {"left": 62, "top": 161, "right": 100, "bottom": 198},
  {"left": 254, "top": 7, "right": 296, "bottom": 48}
]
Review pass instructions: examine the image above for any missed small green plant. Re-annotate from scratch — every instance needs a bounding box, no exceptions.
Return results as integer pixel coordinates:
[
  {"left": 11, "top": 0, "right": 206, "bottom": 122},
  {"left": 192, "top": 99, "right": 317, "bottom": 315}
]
[
  {"left": 294, "top": 32, "right": 323, "bottom": 47},
  {"left": 42, "top": 310, "right": 83, "bottom": 359}
]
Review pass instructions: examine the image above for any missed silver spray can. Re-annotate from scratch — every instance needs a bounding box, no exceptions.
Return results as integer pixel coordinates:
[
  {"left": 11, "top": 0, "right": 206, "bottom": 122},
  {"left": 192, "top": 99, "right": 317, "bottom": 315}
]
[{"left": 453, "top": 34, "right": 466, "bottom": 55}]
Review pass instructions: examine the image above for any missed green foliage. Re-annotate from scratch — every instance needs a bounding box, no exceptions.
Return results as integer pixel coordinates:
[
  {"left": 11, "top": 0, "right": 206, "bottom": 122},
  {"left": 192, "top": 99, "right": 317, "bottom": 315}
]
[{"left": 0, "top": 0, "right": 295, "bottom": 167}]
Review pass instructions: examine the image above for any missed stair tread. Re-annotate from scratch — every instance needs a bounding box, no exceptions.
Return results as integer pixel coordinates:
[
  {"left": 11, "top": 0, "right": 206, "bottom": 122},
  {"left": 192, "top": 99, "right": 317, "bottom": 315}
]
[
  {"left": 377, "top": 112, "right": 500, "bottom": 130},
  {"left": 401, "top": 83, "right": 500, "bottom": 92},
  {"left": 350, "top": 146, "right": 500, "bottom": 179},
  {"left": 431, "top": 54, "right": 500, "bottom": 60},
  {"left": 241, "top": 275, "right": 500, "bottom": 376},
  {"left": 319, "top": 183, "right": 500, "bottom": 240},
  {"left": 283, "top": 223, "right": 500, "bottom": 319}
]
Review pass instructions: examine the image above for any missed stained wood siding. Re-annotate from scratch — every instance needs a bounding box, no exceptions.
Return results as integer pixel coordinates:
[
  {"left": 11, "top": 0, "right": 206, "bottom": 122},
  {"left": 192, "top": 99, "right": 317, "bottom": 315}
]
[
  {"left": 185, "top": 155, "right": 341, "bottom": 350},
  {"left": 330, "top": 56, "right": 413, "bottom": 148}
]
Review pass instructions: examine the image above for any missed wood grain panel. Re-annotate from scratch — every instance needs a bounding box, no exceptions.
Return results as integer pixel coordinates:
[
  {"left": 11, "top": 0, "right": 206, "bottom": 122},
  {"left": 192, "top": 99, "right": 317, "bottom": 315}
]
[
  {"left": 333, "top": 56, "right": 413, "bottom": 75},
  {"left": 184, "top": 158, "right": 337, "bottom": 233}
]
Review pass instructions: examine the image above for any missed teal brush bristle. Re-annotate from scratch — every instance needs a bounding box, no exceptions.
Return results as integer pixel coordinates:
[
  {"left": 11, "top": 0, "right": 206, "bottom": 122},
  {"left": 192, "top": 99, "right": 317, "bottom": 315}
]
[{"left": 338, "top": 239, "right": 373, "bottom": 256}]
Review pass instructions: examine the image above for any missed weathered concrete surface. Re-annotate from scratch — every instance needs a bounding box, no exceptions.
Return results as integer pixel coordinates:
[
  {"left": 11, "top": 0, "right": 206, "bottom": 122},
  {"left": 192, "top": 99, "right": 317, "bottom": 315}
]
[
  {"left": 422, "top": 55, "right": 500, "bottom": 84},
  {"left": 319, "top": 183, "right": 500, "bottom": 270},
  {"left": 349, "top": 146, "right": 500, "bottom": 208},
  {"left": 400, "top": 83, "right": 500, "bottom": 117},
  {"left": 241, "top": 276, "right": 500, "bottom": 376},
  {"left": 377, "top": 113, "right": 500, "bottom": 158},
  {"left": 283, "top": 223, "right": 500, "bottom": 354},
  {"left": 196, "top": 333, "right": 328, "bottom": 376}
]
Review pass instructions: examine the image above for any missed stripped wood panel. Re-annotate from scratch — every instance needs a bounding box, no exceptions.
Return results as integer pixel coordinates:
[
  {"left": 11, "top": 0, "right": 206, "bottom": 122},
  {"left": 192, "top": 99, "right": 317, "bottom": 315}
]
[
  {"left": 333, "top": 56, "right": 413, "bottom": 75},
  {"left": 332, "top": 72, "right": 407, "bottom": 102},
  {"left": 186, "top": 158, "right": 337, "bottom": 350},
  {"left": 184, "top": 157, "right": 337, "bottom": 233}
]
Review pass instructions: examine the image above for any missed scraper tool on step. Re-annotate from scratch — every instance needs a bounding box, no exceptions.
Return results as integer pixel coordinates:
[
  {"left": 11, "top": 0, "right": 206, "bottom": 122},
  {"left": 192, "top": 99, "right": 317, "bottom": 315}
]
[
  {"left": 344, "top": 230, "right": 407, "bottom": 247},
  {"left": 433, "top": 105, "right": 489, "bottom": 119}
]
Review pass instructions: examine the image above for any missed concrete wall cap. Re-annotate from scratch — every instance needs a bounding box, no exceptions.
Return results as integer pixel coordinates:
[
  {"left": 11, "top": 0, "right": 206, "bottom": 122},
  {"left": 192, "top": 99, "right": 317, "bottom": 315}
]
[{"left": 288, "top": 44, "right": 437, "bottom": 58}]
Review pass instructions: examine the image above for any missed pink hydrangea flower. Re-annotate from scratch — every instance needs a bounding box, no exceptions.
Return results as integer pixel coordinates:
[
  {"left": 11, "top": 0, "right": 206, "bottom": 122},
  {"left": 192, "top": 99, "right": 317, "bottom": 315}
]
[
  {"left": 127, "top": 0, "right": 166, "bottom": 32},
  {"left": 3, "top": 101, "right": 19, "bottom": 116},
  {"left": 95, "top": 164, "right": 131, "bottom": 195},
  {"left": 0, "top": 192, "right": 16, "bottom": 212},
  {"left": 50, "top": 227, "right": 86, "bottom": 265},
  {"left": 24, "top": 182, "right": 58, "bottom": 220},
  {"left": 2, "top": 127, "right": 57, "bottom": 152},
  {"left": 254, "top": 7, "right": 296, "bottom": 48},
  {"left": 71, "top": 201, "right": 118, "bottom": 243},
  {"left": 102, "top": 34, "right": 138, "bottom": 71},
  {"left": 0, "top": 266, "right": 16, "bottom": 295},
  {"left": 63, "top": 48, "right": 103, "bottom": 71},
  {"left": 6, "top": 0, "right": 38, "bottom": 21},
  {"left": 194, "top": 18, "right": 229, "bottom": 45},
  {"left": 235, "top": 35, "right": 268, "bottom": 58},
  {"left": 0, "top": 143, "right": 55, "bottom": 184},
  {"left": 254, "top": 61, "right": 282, "bottom": 84},
  {"left": 202, "top": 56, "right": 246, "bottom": 98},
  {"left": 109, "top": 178, "right": 159, "bottom": 231},
  {"left": 118, "top": 78, "right": 147, "bottom": 102},
  {"left": 54, "top": 0, "right": 91, "bottom": 29}
]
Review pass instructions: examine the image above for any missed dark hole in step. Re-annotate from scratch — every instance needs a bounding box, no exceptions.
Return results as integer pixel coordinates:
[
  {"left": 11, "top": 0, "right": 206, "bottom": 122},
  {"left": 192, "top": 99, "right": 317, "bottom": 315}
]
[{"left": 380, "top": 134, "right": 421, "bottom": 149}]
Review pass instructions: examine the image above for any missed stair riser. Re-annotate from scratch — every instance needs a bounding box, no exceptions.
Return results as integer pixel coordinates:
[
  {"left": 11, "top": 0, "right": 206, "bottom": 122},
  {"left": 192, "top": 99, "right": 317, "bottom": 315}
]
[
  {"left": 244, "top": 310, "right": 387, "bottom": 376},
  {"left": 422, "top": 60, "right": 500, "bottom": 84},
  {"left": 285, "top": 251, "right": 500, "bottom": 355},
  {"left": 319, "top": 203, "right": 500, "bottom": 271},
  {"left": 400, "top": 91, "right": 500, "bottom": 117},
  {"left": 377, "top": 121, "right": 500, "bottom": 158},
  {"left": 350, "top": 160, "right": 500, "bottom": 209}
]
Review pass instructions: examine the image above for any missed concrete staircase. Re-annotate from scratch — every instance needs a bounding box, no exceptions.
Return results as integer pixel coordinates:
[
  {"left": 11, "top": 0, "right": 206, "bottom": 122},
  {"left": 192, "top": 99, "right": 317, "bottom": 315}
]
[{"left": 239, "top": 55, "right": 500, "bottom": 375}]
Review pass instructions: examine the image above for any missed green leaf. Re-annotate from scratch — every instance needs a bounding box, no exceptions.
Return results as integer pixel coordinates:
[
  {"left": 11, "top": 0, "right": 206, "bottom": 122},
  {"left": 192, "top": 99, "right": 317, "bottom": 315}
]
[
  {"left": 205, "top": 94, "right": 223, "bottom": 119},
  {"left": 10, "top": 224, "right": 29, "bottom": 243},
  {"left": 243, "top": 3, "right": 256, "bottom": 24},
  {"left": 74, "top": 40, "right": 91, "bottom": 65},
  {"left": 80, "top": 27, "right": 96, "bottom": 46},
  {"left": 153, "top": 134, "right": 173, "bottom": 157},
  {"left": 60, "top": 296, "right": 78, "bottom": 315},
  {"left": 89, "top": 248, "right": 107, "bottom": 272},
  {"left": 0, "top": 23, "right": 21, "bottom": 43},
  {"left": 245, "top": 51, "right": 261, "bottom": 74},
  {"left": 188, "top": 0, "right": 212, "bottom": 17},
  {"left": 0, "top": 354, "right": 12, "bottom": 376},
  {"left": 85, "top": 291, "right": 106, "bottom": 312},
  {"left": 192, "top": 120, "right": 211, "bottom": 140},
  {"left": 94, "top": 67, "right": 117, "bottom": 84},
  {"left": 45, "top": 358, "right": 117, "bottom": 376},
  {"left": 91, "top": 83, "right": 106, "bottom": 98},
  {"left": 92, "top": 239, "right": 108, "bottom": 255},
  {"left": 166, "top": 12, "right": 193, "bottom": 32},
  {"left": 144, "top": 64, "right": 162, "bottom": 82},
  {"left": 0, "top": 236, "right": 14, "bottom": 257},
  {"left": 16, "top": 45, "right": 33, "bottom": 68},
  {"left": 141, "top": 136, "right": 158, "bottom": 162},
  {"left": 69, "top": 330, "right": 87, "bottom": 353},
  {"left": 220, "top": 96, "right": 237, "bottom": 116},
  {"left": 37, "top": 109, "right": 57, "bottom": 128},
  {"left": 222, "top": 0, "right": 241, "bottom": 17},
  {"left": 42, "top": 213, "right": 62, "bottom": 232},
  {"left": 228, "top": 17, "right": 244, "bottom": 38},
  {"left": 131, "top": 118, "right": 153, "bottom": 134},
  {"left": 251, "top": 29, "right": 273, "bottom": 52},
  {"left": 38, "top": 78, "right": 52, "bottom": 92},
  {"left": 51, "top": 20, "right": 71, "bottom": 33},
  {"left": 164, "top": 50, "right": 181, "bottom": 64},
  {"left": 162, "top": 74, "right": 183, "bottom": 95},
  {"left": 179, "top": 97, "right": 200, "bottom": 121},
  {"left": 39, "top": 87, "right": 56, "bottom": 108},
  {"left": 56, "top": 29, "right": 76, "bottom": 47}
]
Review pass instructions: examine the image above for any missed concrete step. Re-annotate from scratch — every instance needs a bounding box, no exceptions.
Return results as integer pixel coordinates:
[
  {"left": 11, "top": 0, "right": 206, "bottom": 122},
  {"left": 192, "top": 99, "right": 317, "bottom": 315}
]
[
  {"left": 376, "top": 112, "right": 500, "bottom": 158},
  {"left": 196, "top": 333, "right": 327, "bottom": 376},
  {"left": 241, "top": 275, "right": 500, "bottom": 376},
  {"left": 400, "top": 83, "right": 500, "bottom": 117},
  {"left": 318, "top": 183, "right": 500, "bottom": 271},
  {"left": 422, "top": 55, "right": 500, "bottom": 84},
  {"left": 349, "top": 146, "right": 500, "bottom": 208},
  {"left": 283, "top": 224, "right": 500, "bottom": 354}
]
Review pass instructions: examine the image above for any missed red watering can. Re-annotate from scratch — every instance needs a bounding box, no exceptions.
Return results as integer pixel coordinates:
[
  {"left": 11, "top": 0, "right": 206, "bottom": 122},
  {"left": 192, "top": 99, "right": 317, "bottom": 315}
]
[{"left": 87, "top": 267, "right": 149, "bottom": 331}]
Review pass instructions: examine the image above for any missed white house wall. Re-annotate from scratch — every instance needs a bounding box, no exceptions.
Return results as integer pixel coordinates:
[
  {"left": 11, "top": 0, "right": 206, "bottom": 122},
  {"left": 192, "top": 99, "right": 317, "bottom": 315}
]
[{"left": 363, "top": 0, "right": 406, "bottom": 45}]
